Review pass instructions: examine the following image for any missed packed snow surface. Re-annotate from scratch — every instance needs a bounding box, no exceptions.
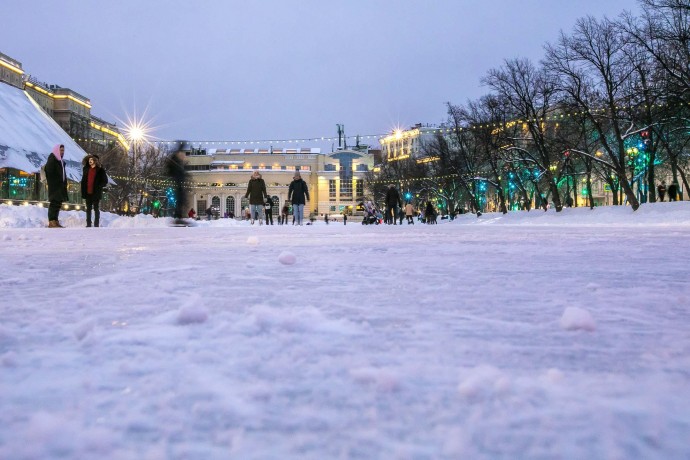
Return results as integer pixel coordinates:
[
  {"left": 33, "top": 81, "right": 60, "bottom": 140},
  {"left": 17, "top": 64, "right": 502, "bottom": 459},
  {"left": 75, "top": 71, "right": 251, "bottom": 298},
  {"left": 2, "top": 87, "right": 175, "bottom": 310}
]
[{"left": 1, "top": 203, "right": 689, "bottom": 459}]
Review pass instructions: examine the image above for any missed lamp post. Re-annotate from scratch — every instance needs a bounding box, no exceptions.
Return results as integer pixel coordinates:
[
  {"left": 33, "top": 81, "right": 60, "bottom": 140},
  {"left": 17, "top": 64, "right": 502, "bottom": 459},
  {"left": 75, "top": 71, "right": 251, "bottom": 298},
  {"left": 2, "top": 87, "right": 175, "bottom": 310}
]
[{"left": 125, "top": 123, "right": 146, "bottom": 214}]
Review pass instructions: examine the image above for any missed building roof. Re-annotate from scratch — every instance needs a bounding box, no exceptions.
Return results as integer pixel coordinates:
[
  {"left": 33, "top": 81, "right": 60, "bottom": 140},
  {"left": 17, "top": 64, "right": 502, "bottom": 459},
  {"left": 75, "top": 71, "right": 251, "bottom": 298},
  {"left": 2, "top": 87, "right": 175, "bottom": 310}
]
[{"left": 0, "top": 83, "right": 85, "bottom": 180}]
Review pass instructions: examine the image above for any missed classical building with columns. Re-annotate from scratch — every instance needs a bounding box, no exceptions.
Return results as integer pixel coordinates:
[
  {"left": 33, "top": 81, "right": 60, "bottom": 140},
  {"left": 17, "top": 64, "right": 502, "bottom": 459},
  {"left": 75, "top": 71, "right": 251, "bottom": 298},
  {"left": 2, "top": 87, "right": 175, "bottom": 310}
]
[{"left": 177, "top": 143, "right": 374, "bottom": 219}]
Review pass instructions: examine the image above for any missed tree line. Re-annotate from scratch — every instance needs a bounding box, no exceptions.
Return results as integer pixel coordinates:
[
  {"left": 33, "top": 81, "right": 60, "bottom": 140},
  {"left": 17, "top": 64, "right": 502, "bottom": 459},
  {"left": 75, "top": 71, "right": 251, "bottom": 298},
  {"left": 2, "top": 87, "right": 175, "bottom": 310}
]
[{"left": 373, "top": 0, "right": 690, "bottom": 215}]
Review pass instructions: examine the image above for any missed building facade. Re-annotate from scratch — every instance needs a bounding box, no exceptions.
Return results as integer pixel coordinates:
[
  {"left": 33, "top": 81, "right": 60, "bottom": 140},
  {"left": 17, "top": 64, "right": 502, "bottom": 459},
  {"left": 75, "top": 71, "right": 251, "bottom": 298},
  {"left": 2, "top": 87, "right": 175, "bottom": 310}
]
[
  {"left": 178, "top": 144, "right": 373, "bottom": 219},
  {"left": 379, "top": 123, "right": 440, "bottom": 162}
]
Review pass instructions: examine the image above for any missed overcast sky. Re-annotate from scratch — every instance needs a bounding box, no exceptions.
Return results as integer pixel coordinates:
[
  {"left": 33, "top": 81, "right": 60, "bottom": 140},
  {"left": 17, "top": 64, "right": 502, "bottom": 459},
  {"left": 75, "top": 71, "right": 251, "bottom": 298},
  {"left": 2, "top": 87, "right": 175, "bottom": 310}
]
[{"left": 2, "top": 0, "right": 639, "bottom": 149}]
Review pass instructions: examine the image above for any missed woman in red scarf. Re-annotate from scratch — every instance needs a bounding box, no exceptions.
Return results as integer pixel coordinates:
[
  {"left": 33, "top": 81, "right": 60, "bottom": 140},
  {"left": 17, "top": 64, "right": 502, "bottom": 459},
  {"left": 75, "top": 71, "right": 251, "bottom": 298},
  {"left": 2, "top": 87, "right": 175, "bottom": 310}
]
[{"left": 80, "top": 154, "right": 108, "bottom": 227}]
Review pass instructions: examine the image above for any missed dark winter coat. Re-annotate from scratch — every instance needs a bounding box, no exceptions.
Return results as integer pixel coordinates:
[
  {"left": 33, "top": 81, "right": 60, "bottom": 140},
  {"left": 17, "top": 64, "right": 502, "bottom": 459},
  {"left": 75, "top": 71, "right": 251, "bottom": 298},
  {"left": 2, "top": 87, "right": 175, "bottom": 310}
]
[
  {"left": 80, "top": 164, "right": 108, "bottom": 200},
  {"left": 265, "top": 196, "right": 274, "bottom": 211},
  {"left": 45, "top": 151, "right": 68, "bottom": 202},
  {"left": 165, "top": 153, "right": 188, "bottom": 185},
  {"left": 245, "top": 177, "right": 267, "bottom": 205},
  {"left": 385, "top": 187, "right": 402, "bottom": 207},
  {"left": 288, "top": 179, "right": 310, "bottom": 205}
]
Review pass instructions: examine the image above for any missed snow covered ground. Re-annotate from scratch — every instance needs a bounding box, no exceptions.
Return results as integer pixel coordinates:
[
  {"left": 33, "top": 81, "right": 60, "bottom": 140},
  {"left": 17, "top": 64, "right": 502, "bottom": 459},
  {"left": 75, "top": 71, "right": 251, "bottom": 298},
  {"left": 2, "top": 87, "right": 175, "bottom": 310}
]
[{"left": 1, "top": 202, "right": 689, "bottom": 459}]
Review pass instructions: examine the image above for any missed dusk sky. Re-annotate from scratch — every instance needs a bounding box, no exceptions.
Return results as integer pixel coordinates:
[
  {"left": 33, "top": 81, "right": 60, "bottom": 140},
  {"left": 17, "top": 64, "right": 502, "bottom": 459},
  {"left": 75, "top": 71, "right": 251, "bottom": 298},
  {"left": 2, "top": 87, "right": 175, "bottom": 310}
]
[{"left": 2, "top": 0, "right": 639, "bottom": 150}]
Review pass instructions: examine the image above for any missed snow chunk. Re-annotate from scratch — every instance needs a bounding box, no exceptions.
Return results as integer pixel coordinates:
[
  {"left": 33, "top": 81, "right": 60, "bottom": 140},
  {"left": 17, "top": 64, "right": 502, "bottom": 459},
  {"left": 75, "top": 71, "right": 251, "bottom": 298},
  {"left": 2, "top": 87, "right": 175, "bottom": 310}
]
[
  {"left": 278, "top": 251, "right": 296, "bottom": 265},
  {"left": 349, "top": 367, "right": 400, "bottom": 392},
  {"left": 246, "top": 236, "right": 259, "bottom": 246},
  {"left": 1, "top": 234, "right": 10, "bottom": 241},
  {"left": 560, "top": 306, "right": 596, "bottom": 331},
  {"left": 1, "top": 351, "right": 18, "bottom": 367},
  {"left": 74, "top": 319, "right": 96, "bottom": 341},
  {"left": 458, "top": 364, "right": 510, "bottom": 400},
  {"left": 176, "top": 305, "right": 209, "bottom": 325}
]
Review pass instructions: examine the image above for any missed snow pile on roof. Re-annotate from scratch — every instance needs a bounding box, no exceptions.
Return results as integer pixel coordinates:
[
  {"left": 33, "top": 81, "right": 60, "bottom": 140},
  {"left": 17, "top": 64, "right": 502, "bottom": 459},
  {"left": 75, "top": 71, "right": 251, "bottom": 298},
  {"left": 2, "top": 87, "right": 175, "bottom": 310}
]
[{"left": 0, "top": 83, "right": 85, "bottom": 180}]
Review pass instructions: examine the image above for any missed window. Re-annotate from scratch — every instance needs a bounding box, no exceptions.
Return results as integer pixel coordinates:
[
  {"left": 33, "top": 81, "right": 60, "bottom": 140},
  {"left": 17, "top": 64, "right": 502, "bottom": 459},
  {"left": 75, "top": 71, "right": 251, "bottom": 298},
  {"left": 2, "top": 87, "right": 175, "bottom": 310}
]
[
  {"left": 340, "top": 178, "right": 353, "bottom": 199},
  {"left": 329, "top": 180, "right": 336, "bottom": 198},
  {"left": 325, "top": 164, "right": 336, "bottom": 171},
  {"left": 356, "top": 179, "right": 364, "bottom": 199},
  {"left": 226, "top": 196, "right": 235, "bottom": 217}
]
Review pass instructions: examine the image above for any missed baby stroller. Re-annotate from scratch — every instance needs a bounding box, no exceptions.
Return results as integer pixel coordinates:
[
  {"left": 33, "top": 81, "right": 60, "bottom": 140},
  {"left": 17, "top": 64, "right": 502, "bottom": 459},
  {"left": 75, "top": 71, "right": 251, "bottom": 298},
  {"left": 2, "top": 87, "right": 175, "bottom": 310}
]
[{"left": 361, "top": 201, "right": 382, "bottom": 225}]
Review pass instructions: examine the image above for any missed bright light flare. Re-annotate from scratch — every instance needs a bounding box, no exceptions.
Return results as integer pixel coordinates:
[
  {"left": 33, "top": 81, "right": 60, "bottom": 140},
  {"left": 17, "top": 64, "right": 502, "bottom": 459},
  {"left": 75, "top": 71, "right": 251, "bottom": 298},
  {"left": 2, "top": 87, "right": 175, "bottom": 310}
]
[{"left": 127, "top": 125, "right": 146, "bottom": 142}]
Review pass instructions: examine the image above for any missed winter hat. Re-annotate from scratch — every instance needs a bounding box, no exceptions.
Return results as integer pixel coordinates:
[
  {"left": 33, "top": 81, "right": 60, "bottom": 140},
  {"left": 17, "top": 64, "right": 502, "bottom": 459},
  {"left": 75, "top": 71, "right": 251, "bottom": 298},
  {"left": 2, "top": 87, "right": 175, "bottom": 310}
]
[{"left": 52, "top": 144, "right": 63, "bottom": 160}]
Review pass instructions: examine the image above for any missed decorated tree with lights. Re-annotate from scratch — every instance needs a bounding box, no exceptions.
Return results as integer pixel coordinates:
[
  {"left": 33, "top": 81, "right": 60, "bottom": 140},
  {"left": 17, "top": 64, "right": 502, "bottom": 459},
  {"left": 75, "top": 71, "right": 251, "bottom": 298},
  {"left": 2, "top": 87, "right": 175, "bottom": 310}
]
[{"left": 483, "top": 58, "right": 566, "bottom": 211}]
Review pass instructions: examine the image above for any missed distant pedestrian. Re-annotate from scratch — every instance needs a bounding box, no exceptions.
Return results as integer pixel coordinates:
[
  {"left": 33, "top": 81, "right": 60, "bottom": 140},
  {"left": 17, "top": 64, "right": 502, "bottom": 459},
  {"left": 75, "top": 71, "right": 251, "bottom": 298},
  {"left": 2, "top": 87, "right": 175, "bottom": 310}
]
[
  {"left": 325, "top": 214, "right": 329, "bottom": 224},
  {"left": 288, "top": 171, "right": 310, "bottom": 226},
  {"left": 164, "top": 150, "right": 189, "bottom": 225},
  {"left": 45, "top": 144, "right": 68, "bottom": 228},
  {"left": 206, "top": 207, "right": 213, "bottom": 220},
  {"left": 281, "top": 203, "right": 289, "bottom": 225},
  {"left": 265, "top": 196, "right": 274, "bottom": 225},
  {"left": 667, "top": 182, "right": 679, "bottom": 201},
  {"left": 80, "top": 154, "right": 108, "bottom": 227},
  {"left": 405, "top": 202, "right": 415, "bottom": 225},
  {"left": 385, "top": 184, "right": 402, "bottom": 225},
  {"left": 245, "top": 171, "right": 267, "bottom": 225},
  {"left": 657, "top": 181, "right": 666, "bottom": 202},
  {"left": 188, "top": 208, "right": 196, "bottom": 219},
  {"left": 343, "top": 214, "right": 347, "bottom": 225},
  {"left": 425, "top": 201, "right": 437, "bottom": 224}
]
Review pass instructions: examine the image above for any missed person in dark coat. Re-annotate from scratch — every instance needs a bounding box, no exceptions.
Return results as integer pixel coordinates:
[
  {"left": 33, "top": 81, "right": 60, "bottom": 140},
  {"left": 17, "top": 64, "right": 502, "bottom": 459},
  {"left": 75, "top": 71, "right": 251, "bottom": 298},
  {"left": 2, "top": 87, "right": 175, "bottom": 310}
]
[
  {"left": 657, "top": 181, "right": 666, "bottom": 202},
  {"left": 45, "top": 144, "right": 68, "bottom": 228},
  {"left": 80, "top": 154, "right": 108, "bottom": 227},
  {"left": 280, "top": 203, "right": 289, "bottom": 225},
  {"left": 288, "top": 171, "right": 310, "bottom": 225},
  {"left": 265, "top": 196, "right": 274, "bottom": 225},
  {"left": 667, "top": 182, "right": 679, "bottom": 201},
  {"left": 164, "top": 150, "right": 189, "bottom": 224},
  {"left": 425, "top": 201, "right": 437, "bottom": 224},
  {"left": 385, "top": 184, "right": 402, "bottom": 225},
  {"left": 245, "top": 171, "right": 267, "bottom": 225}
]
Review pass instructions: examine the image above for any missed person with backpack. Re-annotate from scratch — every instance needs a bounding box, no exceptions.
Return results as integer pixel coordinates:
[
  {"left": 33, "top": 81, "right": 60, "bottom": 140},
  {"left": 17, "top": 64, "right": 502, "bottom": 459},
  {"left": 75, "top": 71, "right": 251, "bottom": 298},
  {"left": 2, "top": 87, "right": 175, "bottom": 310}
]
[{"left": 265, "top": 196, "right": 274, "bottom": 225}]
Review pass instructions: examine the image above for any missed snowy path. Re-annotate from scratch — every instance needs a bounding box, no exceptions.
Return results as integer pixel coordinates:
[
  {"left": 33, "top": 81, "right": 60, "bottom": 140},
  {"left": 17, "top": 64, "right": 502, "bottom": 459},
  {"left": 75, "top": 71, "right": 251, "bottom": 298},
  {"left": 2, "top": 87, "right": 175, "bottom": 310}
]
[{"left": 1, "top": 214, "right": 690, "bottom": 459}]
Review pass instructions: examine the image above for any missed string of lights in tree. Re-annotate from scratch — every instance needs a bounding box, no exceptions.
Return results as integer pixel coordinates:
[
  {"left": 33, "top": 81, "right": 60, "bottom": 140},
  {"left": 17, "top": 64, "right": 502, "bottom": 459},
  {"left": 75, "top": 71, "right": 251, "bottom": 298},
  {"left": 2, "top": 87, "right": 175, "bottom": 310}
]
[{"left": 68, "top": 100, "right": 690, "bottom": 147}]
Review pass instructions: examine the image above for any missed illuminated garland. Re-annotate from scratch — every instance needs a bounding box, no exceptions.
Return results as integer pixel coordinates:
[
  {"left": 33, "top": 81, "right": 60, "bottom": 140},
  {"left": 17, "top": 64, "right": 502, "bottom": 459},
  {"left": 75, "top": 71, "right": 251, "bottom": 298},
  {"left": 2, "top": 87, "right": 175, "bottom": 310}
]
[{"left": 66, "top": 101, "right": 689, "bottom": 148}]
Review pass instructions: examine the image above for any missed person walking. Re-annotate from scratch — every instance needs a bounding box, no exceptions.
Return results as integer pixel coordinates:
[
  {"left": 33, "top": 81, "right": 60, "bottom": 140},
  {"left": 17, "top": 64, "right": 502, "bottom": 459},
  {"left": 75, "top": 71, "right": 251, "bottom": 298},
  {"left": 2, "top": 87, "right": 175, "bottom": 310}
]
[
  {"left": 265, "top": 196, "right": 274, "bottom": 225},
  {"left": 281, "top": 203, "right": 289, "bottom": 225},
  {"left": 80, "top": 154, "right": 108, "bottom": 227},
  {"left": 385, "top": 184, "right": 402, "bottom": 225},
  {"left": 288, "top": 171, "right": 310, "bottom": 225},
  {"left": 657, "top": 181, "right": 666, "bottom": 202},
  {"left": 245, "top": 171, "right": 267, "bottom": 225},
  {"left": 425, "top": 201, "right": 437, "bottom": 224},
  {"left": 405, "top": 202, "right": 415, "bottom": 225},
  {"left": 45, "top": 144, "right": 68, "bottom": 228},
  {"left": 667, "top": 181, "right": 679, "bottom": 202},
  {"left": 164, "top": 151, "right": 189, "bottom": 225},
  {"left": 188, "top": 208, "right": 196, "bottom": 219},
  {"left": 343, "top": 213, "right": 347, "bottom": 225}
]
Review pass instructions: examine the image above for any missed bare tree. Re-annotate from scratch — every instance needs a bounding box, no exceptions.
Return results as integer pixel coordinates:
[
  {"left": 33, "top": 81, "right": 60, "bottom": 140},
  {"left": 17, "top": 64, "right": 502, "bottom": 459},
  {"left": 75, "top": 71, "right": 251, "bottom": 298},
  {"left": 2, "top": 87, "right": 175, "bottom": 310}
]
[
  {"left": 545, "top": 16, "right": 641, "bottom": 210},
  {"left": 483, "top": 58, "right": 565, "bottom": 211}
]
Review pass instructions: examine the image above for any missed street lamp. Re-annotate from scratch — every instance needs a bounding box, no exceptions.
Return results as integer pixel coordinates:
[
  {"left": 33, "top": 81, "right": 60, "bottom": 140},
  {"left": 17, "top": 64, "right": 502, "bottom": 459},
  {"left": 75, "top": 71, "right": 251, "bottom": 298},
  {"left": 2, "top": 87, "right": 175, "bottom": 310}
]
[{"left": 124, "top": 122, "right": 150, "bottom": 214}]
